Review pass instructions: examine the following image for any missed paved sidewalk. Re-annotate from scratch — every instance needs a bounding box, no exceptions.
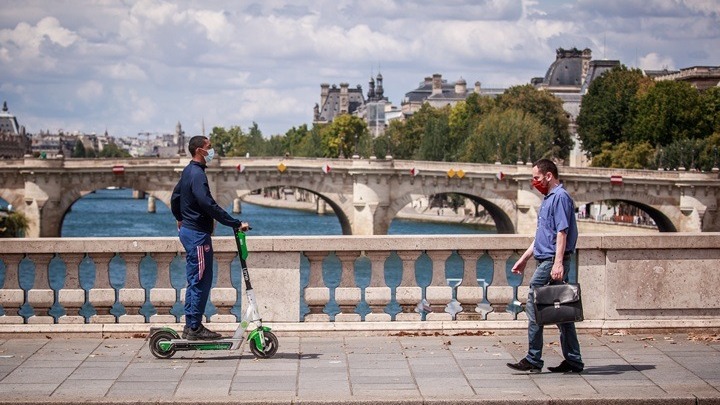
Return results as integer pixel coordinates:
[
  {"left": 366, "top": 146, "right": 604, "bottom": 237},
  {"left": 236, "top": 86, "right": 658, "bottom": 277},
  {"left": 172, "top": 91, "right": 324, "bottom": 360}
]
[{"left": 0, "top": 331, "right": 719, "bottom": 404}]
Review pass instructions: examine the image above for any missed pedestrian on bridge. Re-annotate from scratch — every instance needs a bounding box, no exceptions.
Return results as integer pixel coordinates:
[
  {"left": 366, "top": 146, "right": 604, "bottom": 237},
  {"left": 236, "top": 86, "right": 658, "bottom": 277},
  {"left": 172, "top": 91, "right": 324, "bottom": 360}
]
[
  {"left": 171, "top": 136, "right": 249, "bottom": 341},
  {"left": 506, "top": 158, "right": 584, "bottom": 374}
]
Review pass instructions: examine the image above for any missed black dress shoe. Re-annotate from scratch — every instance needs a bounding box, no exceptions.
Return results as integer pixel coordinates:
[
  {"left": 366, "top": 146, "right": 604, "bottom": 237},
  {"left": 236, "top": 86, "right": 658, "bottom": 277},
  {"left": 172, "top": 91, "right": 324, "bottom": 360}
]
[
  {"left": 506, "top": 359, "right": 541, "bottom": 373},
  {"left": 181, "top": 325, "right": 189, "bottom": 339},
  {"left": 548, "top": 360, "right": 583, "bottom": 373}
]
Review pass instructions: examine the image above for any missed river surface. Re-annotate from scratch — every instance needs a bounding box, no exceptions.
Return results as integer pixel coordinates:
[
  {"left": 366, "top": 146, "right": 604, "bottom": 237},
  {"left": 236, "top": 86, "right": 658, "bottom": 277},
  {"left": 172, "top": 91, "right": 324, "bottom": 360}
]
[{"left": 61, "top": 188, "right": 496, "bottom": 237}]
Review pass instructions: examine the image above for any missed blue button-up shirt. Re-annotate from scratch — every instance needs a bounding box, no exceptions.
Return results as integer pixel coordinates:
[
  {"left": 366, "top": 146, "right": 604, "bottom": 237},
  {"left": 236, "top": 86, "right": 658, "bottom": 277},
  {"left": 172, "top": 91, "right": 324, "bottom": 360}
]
[{"left": 533, "top": 183, "right": 578, "bottom": 260}]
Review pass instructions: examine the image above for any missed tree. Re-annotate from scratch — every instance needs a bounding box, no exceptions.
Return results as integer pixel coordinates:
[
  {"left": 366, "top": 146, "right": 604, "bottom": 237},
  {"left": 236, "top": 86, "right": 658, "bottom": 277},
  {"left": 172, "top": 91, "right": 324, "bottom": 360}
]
[
  {"left": 387, "top": 103, "right": 437, "bottom": 159},
  {"left": 210, "top": 126, "right": 246, "bottom": 157},
  {"left": 591, "top": 141, "right": 655, "bottom": 169},
  {"left": 0, "top": 210, "right": 29, "bottom": 237},
  {"left": 576, "top": 66, "right": 654, "bottom": 157},
  {"left": 460, "top": 108, "right": 554, "bottom": 164},
  {"left": 296, "top": 126, "right": 324, "bottom": 157},
  {"left": 700, "top": 86, "right": 720, "bottom": 135},
  {"left": 418, "top": 107, "right": 451, "bottom": 161},
  {"left": 320, "top": 114, "right": 370, "bottom": 158},
  {"left": 630, "top": 80, "right": 705, "bottom": 146},
  {"left": 99, "top": 142, "right": 130, "bottom": 158},
  {"left": 72, "top": 140, "right": 86, "bottom": 158},
  {"left": 246, "top": 122, "right": 266, "bottom": 157},
  {"left": 497, "top": 85, "right": 573, "bottom": 160}
]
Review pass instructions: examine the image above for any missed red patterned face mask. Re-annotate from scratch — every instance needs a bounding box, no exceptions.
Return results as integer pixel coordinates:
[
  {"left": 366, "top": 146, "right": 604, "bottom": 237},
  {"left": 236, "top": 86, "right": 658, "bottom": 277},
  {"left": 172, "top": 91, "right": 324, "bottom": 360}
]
[{"left": 532, "top": 178, "right": 549, "bottom": 195}]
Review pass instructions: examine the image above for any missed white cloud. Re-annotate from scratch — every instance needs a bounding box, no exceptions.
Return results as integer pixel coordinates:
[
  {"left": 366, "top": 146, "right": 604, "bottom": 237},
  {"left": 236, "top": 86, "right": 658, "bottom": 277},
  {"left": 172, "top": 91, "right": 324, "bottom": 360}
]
[
  {"left": 0, "top": 0, "right": 718, "bottom": 137},
  {"left": 77, "top": 81, "right": 104, "bottom": 102},
  {"left": 639, "top": 52, "right": 675, "bottom": 70}
]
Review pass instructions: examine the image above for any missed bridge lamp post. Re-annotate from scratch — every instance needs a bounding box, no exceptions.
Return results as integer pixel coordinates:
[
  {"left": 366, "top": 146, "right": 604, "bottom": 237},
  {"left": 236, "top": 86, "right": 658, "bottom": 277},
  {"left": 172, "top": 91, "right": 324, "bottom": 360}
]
[
  {"left": 713, "top": 146, "right": 719, "bottom": 172},
  {"left": 352, "top": 132, "right": 360, "bottom": 159}
]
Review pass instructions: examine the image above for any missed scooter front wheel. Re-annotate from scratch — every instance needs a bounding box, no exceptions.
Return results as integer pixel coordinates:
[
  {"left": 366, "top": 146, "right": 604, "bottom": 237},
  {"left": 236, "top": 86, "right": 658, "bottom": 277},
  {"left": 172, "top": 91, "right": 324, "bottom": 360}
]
[
  {"left": 149, "top": 330, "right": 177, "bottom": 359},
  {"left": 250, "top": 331, "right": 279, "bottom": 359}
]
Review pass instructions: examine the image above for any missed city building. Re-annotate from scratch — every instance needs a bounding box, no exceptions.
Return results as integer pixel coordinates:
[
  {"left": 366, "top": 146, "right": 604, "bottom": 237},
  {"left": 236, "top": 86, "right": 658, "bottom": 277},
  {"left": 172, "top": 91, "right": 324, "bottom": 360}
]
[
  {"left": 652, "top": 66, "right": 720, "bottom": 90},
  {"left": 0, "top": 101, "right": 30, "bottom": 159}
]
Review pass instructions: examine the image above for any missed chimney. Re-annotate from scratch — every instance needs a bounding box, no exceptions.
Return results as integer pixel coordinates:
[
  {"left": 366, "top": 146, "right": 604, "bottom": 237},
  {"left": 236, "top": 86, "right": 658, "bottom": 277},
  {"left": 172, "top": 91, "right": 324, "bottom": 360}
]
[
  {"left": 455, "top": 78, "right": 467, "bottom": 95},
  {"left": 339, "top": 83, "right": 349, "bottom": 114},
  {"left": 320, "top": 83, "right": 330, "bottom": 109},
  {"left": 474, "top": 81, "right": 482, "bottom": 94},
  {"left": 432, "top": 73, "right": 442, "bottom": 96}
]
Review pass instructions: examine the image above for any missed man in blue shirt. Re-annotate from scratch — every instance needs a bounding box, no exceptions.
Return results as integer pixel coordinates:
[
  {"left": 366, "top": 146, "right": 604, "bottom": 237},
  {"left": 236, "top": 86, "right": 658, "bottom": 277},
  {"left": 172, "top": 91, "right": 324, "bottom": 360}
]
[
  {"left": 507, "top": 159, "right": 583, "bottom": 373},
  {"left": 171, "top": 136, "right": 248, "bottom": 340}
]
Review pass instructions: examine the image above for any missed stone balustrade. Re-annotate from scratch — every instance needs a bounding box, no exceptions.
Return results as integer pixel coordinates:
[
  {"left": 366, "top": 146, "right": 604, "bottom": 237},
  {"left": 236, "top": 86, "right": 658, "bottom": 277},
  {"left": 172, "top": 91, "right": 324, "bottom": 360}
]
[{"left": 1, "top": 234, "right": 719, "bottom": 333}]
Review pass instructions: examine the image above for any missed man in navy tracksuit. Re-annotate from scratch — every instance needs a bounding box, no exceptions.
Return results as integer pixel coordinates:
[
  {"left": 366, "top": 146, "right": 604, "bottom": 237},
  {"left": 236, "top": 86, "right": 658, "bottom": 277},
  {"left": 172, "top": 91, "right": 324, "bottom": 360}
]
[{"left": 171, "top": 135, "right": 248, "bottom": 340}]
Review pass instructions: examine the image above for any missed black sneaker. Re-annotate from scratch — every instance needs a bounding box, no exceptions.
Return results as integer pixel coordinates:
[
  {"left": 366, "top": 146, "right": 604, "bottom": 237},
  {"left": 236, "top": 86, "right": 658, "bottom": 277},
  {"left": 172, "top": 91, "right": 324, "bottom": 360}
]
[
  {"left": 186, "top": 324, "right": 222, "bottom": 341},
  {"left": 548, "top": 360, "right": 583, "bottom": 373},
  {"left": 181, "top": 325, "right": 190, "bottom": 339},
  {"left": 506, "top": 359, "right": 542, "bottom": 373}
]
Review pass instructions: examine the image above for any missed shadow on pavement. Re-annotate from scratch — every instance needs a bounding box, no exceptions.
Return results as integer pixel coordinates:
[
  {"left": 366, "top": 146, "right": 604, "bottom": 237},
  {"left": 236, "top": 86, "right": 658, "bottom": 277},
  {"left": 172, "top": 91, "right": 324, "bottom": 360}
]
[{"left": 582, "top": 364, "right": 656, "bottom": 375}]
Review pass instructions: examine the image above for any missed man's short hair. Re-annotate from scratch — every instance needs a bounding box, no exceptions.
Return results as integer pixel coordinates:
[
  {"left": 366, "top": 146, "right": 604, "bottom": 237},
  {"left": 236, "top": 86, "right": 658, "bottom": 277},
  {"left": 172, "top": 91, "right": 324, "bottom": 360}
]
[
  {"left": 533, "top": 158, "right": 559, "bottom": 179},
  {"left": 188, "top": 136, "right": 208, "bottom": 157}
]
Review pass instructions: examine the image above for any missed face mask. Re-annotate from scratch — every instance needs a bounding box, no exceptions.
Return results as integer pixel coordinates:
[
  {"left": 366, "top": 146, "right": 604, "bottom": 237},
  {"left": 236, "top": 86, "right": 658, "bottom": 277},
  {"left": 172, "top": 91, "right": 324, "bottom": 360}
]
[
  {"left": 532, "top": 177, "right": 549, "bottom": 195},
  {"left": 204, "top": 148, "right": 215, "bottom": 164}
]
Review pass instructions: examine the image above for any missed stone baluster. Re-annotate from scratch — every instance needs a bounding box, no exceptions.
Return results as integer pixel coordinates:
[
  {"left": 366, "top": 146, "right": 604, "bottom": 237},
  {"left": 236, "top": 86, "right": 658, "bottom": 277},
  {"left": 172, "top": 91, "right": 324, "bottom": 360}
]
[
  {"left": 149, "top": 252, "right": 177, "bottom": 323},
  {"left": 424, "top": 250, "right": 453, "bottom": 321},
  {"left": 364, "top": 251, "right": 391, "bottom": 321},
  {"left": 57, "top": 253, "right": 86, "bottom": 324},
  {"left": 334, "top": 251, "right": 361, "bottom": 322},
  {"left": 0, "top": 254, "right": 25, "bottom": 323},
  {"left": 26, "top": 254, "right": 55, "bottom": 324},
  {"left": 456, "top": 250, "right": 482, "bottom": 320},
  {"left": 210, "top": 252, "right": 238, "bottom": 322},
  {"left": 88, "top": 253, "right": 116, "bottom": 323},
  {"left": 303, "top": 251, "right": 330, "bottom": 321},
  {"left": 486, "top": 250, "right": 514, "bottom": 320},
  {"left": 119, "top": 253, "right": 145, "bottom": 323},
  {"left": 395, "top": 251, "right": 422, "bottom": 321}
]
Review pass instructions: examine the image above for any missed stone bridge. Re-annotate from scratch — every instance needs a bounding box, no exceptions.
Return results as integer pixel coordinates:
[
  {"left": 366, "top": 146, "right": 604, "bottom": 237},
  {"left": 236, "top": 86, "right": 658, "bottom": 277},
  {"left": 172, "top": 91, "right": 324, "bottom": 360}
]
[{"left": 1, "top": 157, "right": 718, "bottom": 237}]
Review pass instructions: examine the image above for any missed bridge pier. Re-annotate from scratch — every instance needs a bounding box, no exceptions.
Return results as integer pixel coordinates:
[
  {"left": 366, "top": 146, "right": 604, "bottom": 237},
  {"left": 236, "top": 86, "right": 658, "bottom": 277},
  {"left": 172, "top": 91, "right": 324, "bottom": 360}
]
[
  {"left": 147, "top": 196, "right": 156, "bottom": 213},
  {"left": 317, "top": 199, "right": 326, "bottom": 215},
  {"left": 233, "top": 198, "right": 242, "bottom": 214}
]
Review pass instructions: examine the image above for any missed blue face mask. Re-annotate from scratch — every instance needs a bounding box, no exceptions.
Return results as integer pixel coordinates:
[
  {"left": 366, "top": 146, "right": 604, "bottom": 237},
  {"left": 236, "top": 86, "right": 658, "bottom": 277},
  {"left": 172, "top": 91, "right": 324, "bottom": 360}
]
[{"left": 204, "top": 148, "right": 215, "bottom": 164}]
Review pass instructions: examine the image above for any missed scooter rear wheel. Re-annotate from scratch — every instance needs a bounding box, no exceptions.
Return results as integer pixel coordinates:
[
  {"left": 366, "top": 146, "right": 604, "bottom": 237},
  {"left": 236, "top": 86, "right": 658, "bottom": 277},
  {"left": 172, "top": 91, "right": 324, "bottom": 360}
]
[
  {"left": 149, "top": 330, "right": 177, "bottom": 359},
  {"left": 250, "top": 331, "right": 279, "bottom": 359}
]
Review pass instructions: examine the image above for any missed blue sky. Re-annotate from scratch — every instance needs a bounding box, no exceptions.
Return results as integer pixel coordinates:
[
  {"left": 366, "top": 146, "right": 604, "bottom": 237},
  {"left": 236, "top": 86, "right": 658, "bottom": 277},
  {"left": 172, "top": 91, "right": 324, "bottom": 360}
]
[{"left": 0, "top": 0, "right": 718, "bottom": 138}]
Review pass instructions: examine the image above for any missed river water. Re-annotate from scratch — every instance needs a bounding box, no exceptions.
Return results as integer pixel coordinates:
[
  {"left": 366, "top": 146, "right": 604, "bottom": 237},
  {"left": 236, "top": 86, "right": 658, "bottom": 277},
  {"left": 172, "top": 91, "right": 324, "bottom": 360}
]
[{"left": 61, "top": 188, "right": 495, "bottom": 237}]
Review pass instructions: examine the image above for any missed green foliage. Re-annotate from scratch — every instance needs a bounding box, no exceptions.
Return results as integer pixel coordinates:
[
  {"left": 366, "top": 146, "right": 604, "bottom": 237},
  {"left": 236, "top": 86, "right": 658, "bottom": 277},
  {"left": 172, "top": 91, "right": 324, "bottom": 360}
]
[
  {"left": 0, "top": 210, "right": 29, "bottom": 237},
  {"left": 576, "top": 66, "right": 654, "bottom": 157},
  {"left": 590, "top": 141, "right": 655, "bottom": 169},
  {"left": 210, "top": 126, "right": 245, "bottom": 157},
  {"left": 418, "top": 106, "right": 451, "bottom": 161},
  {"left": 320, "top": 114, "right": 370, "bottom": 158},
  {"left": 497, "top": 85, "right": 573, "bottom": 160},
  {"left": 460, "top": 108, "right": 555, "bottom": 164},
  {"left": 700, "top": 87, "right": 720, "bottom": 134},
  {"left": 386, "top": 104, "right": 429, "bottom": 159},
  {"left": 72, "top": 140, "right": 86, "bottom": 158},
  {"left": 99, "top": 142, "right": 130, "bottom": 158},
  {"left": 630, "top": 80, "right": 705, "bottom": 145}
]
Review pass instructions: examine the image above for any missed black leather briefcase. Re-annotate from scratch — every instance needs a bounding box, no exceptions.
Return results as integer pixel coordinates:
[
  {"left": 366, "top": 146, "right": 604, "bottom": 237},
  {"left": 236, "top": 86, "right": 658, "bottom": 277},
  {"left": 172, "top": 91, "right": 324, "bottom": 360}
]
[{"left": 532, "top": 283, "right": 584, "bottom": 325}]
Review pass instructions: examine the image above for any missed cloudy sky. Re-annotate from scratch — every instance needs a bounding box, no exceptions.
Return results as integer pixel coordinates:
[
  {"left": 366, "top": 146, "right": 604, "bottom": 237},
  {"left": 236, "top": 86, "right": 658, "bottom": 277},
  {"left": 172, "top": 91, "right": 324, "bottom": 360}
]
[{"left": 1, "top": 0, "right": 718, "bottom": 139}]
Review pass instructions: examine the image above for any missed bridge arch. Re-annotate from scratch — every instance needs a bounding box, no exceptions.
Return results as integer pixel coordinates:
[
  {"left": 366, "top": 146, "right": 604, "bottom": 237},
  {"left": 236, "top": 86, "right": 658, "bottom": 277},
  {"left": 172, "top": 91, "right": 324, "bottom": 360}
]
[
  {"left": 574, "top": 188, "right": 680, "bottom": 232},
  {"left": 226, "top": 185, "right": 353, "bottom": 235},
  {"left": 387, "top": 189, "right": 516, "bottom": 234}
]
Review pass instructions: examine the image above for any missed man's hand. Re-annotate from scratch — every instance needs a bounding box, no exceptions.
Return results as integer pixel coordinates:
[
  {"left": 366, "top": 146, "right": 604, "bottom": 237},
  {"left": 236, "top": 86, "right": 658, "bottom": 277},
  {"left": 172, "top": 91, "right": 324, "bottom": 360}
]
[
  {"left": 551, "top": 261, "right": 564, "bottom": 281},
  {"left": 176, "top": 221, "right": 182, "bottom": 231},
  {"left": 511, "top": 258, "right": 527, "bottom": 274},
  {"left": 240, "top": 221, "right": 250, "bottom": 231}
]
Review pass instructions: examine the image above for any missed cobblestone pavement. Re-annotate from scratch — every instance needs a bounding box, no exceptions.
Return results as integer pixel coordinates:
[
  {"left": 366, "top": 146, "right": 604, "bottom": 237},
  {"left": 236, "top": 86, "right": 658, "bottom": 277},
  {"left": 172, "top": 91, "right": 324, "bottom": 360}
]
[{"left": 0, "top": 331, "right": 719, "bottom": 404}]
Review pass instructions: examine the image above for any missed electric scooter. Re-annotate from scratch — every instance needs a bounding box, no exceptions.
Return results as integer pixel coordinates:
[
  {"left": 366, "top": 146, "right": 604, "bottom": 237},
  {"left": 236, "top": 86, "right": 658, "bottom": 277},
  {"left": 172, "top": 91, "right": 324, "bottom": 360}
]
[{"left": 148, "top": 228, "right": 279, "bottom": 359}]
